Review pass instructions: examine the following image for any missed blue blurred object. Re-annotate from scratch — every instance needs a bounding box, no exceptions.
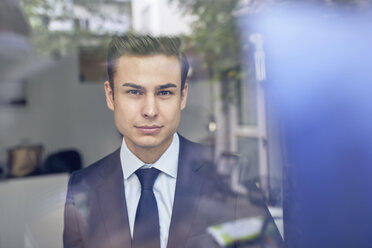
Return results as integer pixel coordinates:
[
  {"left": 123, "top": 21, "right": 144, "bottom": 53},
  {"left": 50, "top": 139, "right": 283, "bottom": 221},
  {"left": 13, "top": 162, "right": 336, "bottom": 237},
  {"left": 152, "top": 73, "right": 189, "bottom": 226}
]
[{"left": 242, "top": 3, "right": 372, "bottom": 248}]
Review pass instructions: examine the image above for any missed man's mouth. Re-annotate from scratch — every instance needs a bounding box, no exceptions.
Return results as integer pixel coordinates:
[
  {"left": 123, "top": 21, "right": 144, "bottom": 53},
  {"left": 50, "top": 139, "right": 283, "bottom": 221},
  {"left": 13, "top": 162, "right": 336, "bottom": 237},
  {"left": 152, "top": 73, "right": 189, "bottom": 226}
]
[{"left": 135, "top": 125, "right": 163, "bottom": 134}]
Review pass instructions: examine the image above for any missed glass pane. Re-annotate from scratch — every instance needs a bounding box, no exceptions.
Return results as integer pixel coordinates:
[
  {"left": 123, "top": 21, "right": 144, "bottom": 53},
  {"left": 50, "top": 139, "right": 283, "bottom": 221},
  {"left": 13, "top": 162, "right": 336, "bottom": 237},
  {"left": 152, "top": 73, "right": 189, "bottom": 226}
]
[
  {"left": 237, "top": 136, "right": 259, "bottom": 185},
  {"left": 237, "top": 68, "right": 258, "bottom": 126}
]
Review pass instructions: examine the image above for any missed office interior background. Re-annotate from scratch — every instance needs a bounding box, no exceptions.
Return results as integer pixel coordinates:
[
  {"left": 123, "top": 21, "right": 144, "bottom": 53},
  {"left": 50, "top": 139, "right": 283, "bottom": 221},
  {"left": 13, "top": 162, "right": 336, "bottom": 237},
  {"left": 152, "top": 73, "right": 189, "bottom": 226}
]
[{"left": 1, "top": 0, "right": 372, "bottom": 247}]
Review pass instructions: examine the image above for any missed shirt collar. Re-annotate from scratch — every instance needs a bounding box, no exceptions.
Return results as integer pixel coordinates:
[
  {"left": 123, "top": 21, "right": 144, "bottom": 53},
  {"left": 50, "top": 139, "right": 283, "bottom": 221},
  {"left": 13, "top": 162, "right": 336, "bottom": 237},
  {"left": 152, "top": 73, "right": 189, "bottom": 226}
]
[{"left": 120, "top": 133, "right": 179, "bottom": 180}]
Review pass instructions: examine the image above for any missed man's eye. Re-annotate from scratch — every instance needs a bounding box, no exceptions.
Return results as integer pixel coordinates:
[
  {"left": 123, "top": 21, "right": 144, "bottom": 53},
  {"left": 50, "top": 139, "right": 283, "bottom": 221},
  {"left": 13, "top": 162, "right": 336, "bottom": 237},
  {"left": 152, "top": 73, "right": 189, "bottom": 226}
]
[
  {"left": 127, "top": 90, "right": 142, "bottom": 95},
  {"left": 158, "top": 90, "right": 173, "bottom": 96}
]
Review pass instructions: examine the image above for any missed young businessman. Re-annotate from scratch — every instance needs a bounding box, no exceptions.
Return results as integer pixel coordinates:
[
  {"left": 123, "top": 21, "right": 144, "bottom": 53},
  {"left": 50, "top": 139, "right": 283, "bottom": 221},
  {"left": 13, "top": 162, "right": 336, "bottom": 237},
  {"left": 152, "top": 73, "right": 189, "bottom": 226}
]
[{"left": 63, "top": 35, "right": 282, "bottom": 248}]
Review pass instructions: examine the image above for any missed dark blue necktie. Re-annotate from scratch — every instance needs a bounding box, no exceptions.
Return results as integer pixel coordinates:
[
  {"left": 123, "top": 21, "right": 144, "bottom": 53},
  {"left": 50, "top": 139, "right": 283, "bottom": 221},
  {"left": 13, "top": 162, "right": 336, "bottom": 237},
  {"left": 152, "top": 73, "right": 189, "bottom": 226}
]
[{"left": 132, "top": 168, "right": 161, "bottom": 248}]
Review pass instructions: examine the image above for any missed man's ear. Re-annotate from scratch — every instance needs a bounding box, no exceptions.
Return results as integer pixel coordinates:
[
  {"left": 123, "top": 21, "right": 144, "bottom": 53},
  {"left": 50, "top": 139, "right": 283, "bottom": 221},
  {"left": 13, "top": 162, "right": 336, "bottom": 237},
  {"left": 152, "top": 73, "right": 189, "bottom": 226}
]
[
  {"left": 180, "top": 82, "right": 188, "bottom": 110},
  {"left": 104, "top": 81, "right": 114, "bottom": 111}
]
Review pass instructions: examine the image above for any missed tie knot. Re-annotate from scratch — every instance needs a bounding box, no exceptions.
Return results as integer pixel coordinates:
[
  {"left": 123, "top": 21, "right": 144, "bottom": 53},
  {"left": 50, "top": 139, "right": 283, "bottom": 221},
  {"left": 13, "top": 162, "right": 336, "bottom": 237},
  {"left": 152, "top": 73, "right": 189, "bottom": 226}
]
[{"left": 135, "top": 168, "right": 160, "bottom": 190}]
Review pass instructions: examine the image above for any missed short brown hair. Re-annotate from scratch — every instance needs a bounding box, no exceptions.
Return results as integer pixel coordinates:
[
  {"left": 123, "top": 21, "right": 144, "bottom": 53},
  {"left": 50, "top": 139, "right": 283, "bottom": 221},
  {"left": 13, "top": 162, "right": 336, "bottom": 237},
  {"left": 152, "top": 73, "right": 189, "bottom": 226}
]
[{"left": 107, "top": 34, "right": 189, "bottom": 92}]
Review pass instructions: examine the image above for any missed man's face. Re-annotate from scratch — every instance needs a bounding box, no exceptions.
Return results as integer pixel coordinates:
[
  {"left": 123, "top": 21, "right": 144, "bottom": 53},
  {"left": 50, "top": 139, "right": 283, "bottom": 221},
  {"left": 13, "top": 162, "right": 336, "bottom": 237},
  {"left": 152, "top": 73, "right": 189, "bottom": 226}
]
[{"left": 104, "top": 54, "right": 188, "bottom": 157}]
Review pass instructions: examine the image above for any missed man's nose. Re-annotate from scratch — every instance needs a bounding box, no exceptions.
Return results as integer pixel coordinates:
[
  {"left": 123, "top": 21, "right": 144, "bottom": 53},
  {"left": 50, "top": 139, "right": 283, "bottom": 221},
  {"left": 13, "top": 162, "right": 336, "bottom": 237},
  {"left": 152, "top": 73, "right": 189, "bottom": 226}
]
[{"left": 141, "top": 94, "right": 158, "bottom": 119}]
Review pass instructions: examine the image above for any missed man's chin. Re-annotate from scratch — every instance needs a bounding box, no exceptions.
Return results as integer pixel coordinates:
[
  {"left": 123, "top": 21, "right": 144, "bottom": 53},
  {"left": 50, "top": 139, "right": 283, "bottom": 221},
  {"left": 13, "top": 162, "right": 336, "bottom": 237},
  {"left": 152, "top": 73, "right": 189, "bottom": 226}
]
[
  {"left": 134, "top": 135, "right": 174, "bottom": 150},
  {"left": 132, "top": 137, "right": 162, "bottom": 149}
]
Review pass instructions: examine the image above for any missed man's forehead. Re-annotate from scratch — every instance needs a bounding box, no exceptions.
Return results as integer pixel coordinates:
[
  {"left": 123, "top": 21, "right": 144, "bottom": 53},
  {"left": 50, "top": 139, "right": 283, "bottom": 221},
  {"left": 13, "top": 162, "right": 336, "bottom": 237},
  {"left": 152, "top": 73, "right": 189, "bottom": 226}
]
[
  {"left": 115, "top": 54, "right": 181, "bottom": 77},
  {"left": 114, "top": 54, "right": 182, "bottom": 88},
  {"left": 115, "top": 54, "right": 180, "bottom": 73}
]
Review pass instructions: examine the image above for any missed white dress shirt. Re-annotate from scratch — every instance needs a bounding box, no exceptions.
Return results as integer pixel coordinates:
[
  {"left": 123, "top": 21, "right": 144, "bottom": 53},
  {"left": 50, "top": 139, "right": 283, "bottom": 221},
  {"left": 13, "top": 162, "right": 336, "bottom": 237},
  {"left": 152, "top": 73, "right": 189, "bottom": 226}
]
[{"left": 120, "top": 133, "right": 179, "bottom": 248}]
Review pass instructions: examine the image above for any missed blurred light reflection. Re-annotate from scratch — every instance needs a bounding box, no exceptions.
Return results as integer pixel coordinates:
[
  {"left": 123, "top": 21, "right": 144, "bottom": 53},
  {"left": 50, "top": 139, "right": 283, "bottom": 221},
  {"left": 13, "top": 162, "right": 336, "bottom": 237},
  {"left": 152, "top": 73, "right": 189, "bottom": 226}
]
[{"left": 241, "top": 3, "right": 372, "bottom": 247}]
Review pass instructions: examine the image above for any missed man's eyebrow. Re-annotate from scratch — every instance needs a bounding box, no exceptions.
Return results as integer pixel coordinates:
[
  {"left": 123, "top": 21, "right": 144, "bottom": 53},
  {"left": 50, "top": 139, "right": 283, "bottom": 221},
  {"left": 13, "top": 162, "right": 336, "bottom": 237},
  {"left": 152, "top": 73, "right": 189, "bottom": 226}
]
[
  {"left": 156, "top": 83, "right": 177, "bottom": 90},
  {"left": 122, "top": 83, "right": 144, "bottom": 90}
]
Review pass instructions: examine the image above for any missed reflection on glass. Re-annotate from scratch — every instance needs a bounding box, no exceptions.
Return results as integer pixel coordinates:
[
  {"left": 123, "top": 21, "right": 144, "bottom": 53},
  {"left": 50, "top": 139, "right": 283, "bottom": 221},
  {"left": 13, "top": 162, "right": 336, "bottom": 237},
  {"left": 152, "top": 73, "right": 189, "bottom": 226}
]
[
  {"left": 238, "top": 68, "right": 258, "bottom": 126},
  {"left": 0, "top": 0, "right": 287, "bottom": 247},
  {"left": 237, "top": 136, "right": 259, "bottom": 185}
]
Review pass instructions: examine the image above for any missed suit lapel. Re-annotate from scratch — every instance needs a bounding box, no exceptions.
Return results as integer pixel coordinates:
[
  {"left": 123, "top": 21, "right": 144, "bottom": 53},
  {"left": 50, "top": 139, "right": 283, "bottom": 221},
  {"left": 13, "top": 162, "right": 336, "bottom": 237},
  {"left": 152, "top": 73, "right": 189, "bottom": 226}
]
[
  {"left": 167, "top": 136, "right": 208, "bottom": 248},
  {"left": 96, "top": 149, "right": 132, "bottom": 248}
]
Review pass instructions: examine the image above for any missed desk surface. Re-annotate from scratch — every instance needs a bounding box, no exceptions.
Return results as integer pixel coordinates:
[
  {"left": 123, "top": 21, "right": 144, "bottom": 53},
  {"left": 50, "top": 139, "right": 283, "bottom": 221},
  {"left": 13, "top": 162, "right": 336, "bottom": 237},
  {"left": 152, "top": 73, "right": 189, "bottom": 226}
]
[{"left": 0, "top": 174, "right": 69, "bottom": 248}]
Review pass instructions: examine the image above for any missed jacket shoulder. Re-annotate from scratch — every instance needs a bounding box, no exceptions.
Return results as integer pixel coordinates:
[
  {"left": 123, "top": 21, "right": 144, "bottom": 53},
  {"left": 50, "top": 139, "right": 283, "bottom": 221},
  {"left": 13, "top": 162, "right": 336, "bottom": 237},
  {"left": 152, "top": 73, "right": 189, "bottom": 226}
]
[
  {"left": 179, "top": 135, "right": 213, "bottom": 162},
  {"left": 69, "top": 148, "right": 120, "bottom": 187}
]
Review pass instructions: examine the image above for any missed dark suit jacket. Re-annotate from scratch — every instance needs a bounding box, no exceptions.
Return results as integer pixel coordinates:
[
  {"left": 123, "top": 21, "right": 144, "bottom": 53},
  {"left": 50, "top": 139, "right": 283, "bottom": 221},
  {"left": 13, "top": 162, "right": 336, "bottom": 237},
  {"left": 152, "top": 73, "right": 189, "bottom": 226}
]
[{"left": 63, "top": 136, "right": 282, "bottom": 248}]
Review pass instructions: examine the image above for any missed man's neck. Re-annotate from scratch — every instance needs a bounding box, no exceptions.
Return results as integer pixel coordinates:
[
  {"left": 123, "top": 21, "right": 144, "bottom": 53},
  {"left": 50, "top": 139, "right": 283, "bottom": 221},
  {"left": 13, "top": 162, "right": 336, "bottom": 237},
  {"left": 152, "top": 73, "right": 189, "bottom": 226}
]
[{"left": 125, "top": 136, "right": 174, "bottom": 164}]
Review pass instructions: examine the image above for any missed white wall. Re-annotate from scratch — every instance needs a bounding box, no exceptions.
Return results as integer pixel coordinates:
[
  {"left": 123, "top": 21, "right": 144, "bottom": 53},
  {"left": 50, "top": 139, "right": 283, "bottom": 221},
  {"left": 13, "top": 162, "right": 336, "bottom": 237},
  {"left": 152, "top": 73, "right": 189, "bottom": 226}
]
[
  {"left": 0, "top": 51, "right": 121, "bottom": 170},
  {"left": 0, "top": 174, "right": 69, "bottom": 248},
  {"left": 179, "top": 80, "right": 212, "bottom": 143}
]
